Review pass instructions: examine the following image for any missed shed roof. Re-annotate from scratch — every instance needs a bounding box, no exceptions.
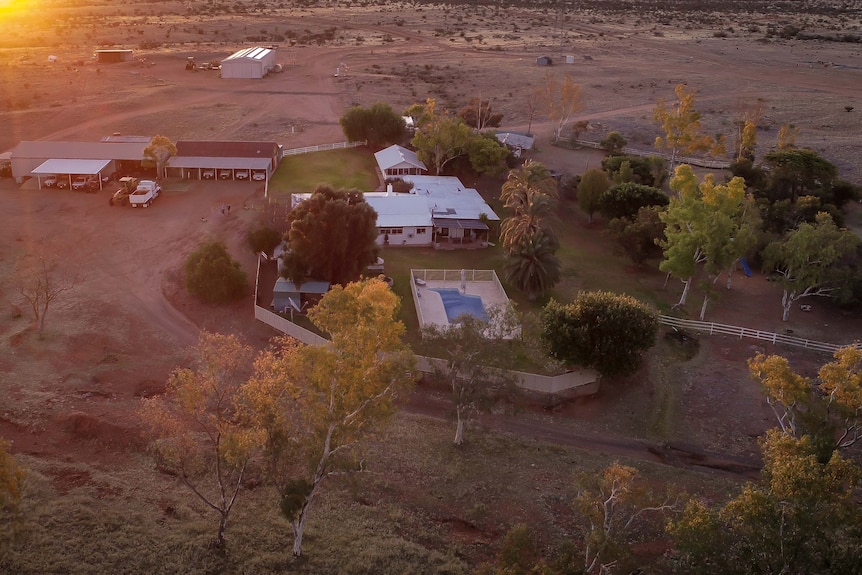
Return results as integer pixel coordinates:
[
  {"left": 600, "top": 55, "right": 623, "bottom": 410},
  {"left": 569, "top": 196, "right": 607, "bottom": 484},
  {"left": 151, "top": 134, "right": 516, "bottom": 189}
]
[
  {"left": 175, "top": 141, "right": 278, "bottom": 158},
  {"left": 496, "top": 131, "right": 535, "bottom": 151},
  {"left": 12, "top": 141, "right": 147, "bottom": 160},
  {"left": 223, "top": 46, "right": 274, "bottom": 62},
  {"left": 374, "top": 144, "right": 427, "bottom": 172},
  {"left": 166, "top": 156, "right": 272, "bottom": 170},
  {"left": 31, "top": 159, "right": 110, "bottom": 175},
  {"left": 273, "top": 277, "right": 331, "bottom": 294},
  {"left": 101, "top": 135, "right": 152, "bottom": 143}
]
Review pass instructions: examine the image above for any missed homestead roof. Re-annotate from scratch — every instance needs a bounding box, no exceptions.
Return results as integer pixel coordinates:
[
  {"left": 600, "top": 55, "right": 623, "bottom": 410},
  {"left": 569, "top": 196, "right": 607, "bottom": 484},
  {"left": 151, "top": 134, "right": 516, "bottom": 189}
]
[
  {"left": 363, "top": 193, "right": 432, "bottom": 228},
  {"left": 175, "top": 141, "right": 278, "bottom": 158},
  {"left": 405, "top": 175, "right": 500, "bottom": 222},
  {"left": 12, "top": 141, "right": 148, "bottom": 160},
  {"left": 223, "top": 46, "right": 274, "bottom": 62},
  {"left": 374, "top": 144, "right": 427, "bottom": 172}
]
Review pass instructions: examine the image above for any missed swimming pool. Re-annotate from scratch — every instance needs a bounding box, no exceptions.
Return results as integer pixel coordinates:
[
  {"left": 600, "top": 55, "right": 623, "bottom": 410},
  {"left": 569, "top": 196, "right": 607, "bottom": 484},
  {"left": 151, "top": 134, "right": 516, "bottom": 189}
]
[{"left": 430, "top": 288, "right": 489, "bottom": 323}]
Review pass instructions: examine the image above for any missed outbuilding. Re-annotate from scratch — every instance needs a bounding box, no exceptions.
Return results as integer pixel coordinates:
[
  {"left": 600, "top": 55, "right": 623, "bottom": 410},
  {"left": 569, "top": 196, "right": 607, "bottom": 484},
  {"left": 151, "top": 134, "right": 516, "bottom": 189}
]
[
  {"left": 536, "top": 56, "right": 553, "bottom": 66},
  {"left": 165, "top": 141, "right": 280, "bottom": 183},
  {"left": 9, "top": 140, "right": 149, "bottom": 184},
  {"left": 271, "top": 278, "right": 330, "bottom": 315},
  {"left": 220, "top": 46, "right": 277, "bottom": 79},
  {"left": 374, "top": 144, "right": 428, "bottom": 177},
  {"left": 94, "top": 49, "right": 133, "bottom": 64}
]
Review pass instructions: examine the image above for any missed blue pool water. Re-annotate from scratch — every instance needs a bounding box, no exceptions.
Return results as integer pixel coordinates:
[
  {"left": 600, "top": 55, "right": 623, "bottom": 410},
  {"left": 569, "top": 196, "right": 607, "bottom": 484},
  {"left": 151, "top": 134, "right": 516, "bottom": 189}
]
[{"left": 430, "top": 288, "right": 489, "bottom": 323}]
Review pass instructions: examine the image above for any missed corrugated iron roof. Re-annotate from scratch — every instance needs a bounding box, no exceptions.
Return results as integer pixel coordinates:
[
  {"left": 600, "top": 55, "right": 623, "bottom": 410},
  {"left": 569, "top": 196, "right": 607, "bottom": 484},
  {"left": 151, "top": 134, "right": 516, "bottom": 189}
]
[
  {"left": 31, "top": 159, "right": 110, "bottom": 175},
  {"left": 176, "top": 141, "right": 278, "bottom": 158}
]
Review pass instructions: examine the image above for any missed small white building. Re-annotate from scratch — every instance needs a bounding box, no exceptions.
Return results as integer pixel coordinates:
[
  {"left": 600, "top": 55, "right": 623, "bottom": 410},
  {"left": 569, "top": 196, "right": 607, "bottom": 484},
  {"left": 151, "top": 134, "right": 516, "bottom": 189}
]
[
  {"left": 374, "top": 144, "right": 427, "bottom": 177},
  {"left": 220, "top": 46, "right": 277, "bottom": 79}
]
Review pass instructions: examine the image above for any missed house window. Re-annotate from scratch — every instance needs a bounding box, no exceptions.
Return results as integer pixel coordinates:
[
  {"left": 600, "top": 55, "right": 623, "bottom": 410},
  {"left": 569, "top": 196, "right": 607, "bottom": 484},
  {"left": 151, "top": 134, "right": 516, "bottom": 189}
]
[
  {"left": 416, "top": 228, "right": 426, "bottom": 235},
  {"left": 390, "top": 228, "right": 403, "bottom": 235},
  {"left": 379, "top": 229, "right": 390, "bottom": 235}
]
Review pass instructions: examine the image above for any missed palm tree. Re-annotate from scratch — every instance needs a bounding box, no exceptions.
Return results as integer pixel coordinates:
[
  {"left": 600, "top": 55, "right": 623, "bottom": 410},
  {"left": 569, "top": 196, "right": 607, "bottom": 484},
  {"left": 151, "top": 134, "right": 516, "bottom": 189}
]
[
  {"left": 500, "top": 192, "right": 559, "bottom": 251},
  {"left": 500, "top": 160, "right": 560, "bottom": 251},
  {"left": 503, "top": 231, "right": 562, "bottom": 300},
  {"left": 500, "top": 160, "right": 558, "bottom": 211}
]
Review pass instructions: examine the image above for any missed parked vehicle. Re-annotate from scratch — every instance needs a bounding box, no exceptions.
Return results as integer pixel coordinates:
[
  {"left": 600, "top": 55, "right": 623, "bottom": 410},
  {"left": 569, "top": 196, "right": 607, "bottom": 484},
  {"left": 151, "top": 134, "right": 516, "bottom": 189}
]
[
  {"left": 202, "top": 169, "right": 215, "bottom": 179},
  {"left": 56, "top": 176, "right": 69, "bottom": 189},
  {"left": 110, "top": 177, "right": 138, "bottom": 206},
  {"left": 72, "top": 175, "right": 99, "bottom": 191},
  {"left": 218, "top": 170, "right": 231, "bottom": 180},
  {"left": 252, "top": 171, "right": 266, "bottom": 181},
  {"left": 235, "top": 170, "right": 249, "bottom": 180},
  {"left": 198, "top": 62, "right": 212, "bottom": 71},
  {"left": 129, "top": 179, "right": 161, "bottom": 208},
  {"left": 43, "top": 174, "right": 58, "bottom": 187}
]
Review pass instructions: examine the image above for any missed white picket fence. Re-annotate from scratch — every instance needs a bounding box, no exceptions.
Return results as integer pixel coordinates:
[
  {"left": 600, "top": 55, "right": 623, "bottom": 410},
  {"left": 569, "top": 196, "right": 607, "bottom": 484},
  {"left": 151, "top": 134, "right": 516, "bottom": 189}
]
[
  {"left": 281, "top": 140, "right": 367, "bottom": 157},
  {"left": 658, "top": 315, "right": 860, "bottom": 354}
]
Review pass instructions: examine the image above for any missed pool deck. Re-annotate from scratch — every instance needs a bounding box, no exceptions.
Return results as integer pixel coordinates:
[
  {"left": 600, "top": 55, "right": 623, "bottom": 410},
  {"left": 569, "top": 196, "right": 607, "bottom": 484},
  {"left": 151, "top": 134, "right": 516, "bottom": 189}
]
[{"left": 413, "top": 279, "right": 510, "bottom": 330}]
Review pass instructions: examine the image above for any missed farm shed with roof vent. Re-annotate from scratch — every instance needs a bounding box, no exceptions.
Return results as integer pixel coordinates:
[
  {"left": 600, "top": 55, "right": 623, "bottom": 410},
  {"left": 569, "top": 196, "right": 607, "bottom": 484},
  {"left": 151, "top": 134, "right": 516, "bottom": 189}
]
[{"left": 220, "top": 46, "right": 277, "bottom": 79}]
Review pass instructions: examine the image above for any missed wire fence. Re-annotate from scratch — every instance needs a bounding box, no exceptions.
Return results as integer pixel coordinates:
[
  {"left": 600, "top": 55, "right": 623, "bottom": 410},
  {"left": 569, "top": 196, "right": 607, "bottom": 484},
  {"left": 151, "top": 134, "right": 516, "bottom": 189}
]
[
  {"left": 658, "top": 315, "right": 860, "bottom": 354},
  {"left": 557, "top": 139, "right": 732, "bottom": 170}
]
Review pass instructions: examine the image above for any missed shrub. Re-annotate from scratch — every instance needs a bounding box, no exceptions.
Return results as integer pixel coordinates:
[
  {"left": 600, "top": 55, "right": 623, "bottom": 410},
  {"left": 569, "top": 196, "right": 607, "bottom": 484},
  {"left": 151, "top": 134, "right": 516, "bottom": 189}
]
[
  {"left": 541, "top": 292, "right": 658, "bottom": 377},
  {"left": 184, "top": 241, "right": 247, "bottom": 304}
]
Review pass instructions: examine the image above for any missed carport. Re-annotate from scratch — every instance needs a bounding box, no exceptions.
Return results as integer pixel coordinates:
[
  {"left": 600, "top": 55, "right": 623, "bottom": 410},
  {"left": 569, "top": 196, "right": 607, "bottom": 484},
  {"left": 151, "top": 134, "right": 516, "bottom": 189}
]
[
  {"left": 166, "top": 156, "right": 272, "bottom": 195},
  {"left": 31, "top": 159, "right": 110, "bottom": 190}
]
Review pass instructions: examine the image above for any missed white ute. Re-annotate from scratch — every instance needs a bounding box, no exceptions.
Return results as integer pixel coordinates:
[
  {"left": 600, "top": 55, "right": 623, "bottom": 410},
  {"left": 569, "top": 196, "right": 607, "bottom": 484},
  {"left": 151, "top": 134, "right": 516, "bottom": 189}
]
[{"left": 129, "top": 180, "right": 162, "bottom": 208}]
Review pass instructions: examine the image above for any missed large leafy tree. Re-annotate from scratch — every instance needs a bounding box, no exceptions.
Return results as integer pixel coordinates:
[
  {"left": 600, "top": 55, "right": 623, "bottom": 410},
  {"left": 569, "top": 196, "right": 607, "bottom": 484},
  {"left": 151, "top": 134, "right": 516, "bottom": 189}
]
[
  {"left": 420, "top": 305, "right": 521, "bottom": 446},
  {"left": 184, "top": 240, "right": 247, "bottom": 304},
  {"left": 658, "top": 165, "right": 756, "bottom": 312},
  {"left": 541, "top": 292, "right": 658, "bottom": 377},
  {"left": 607, "top": 205, "right": 666, "bottom": 266},
  {"left": 602, "top": 154, "right": 667, "bottom": 188},
  {"left": 504, "top": 231, "right": 562, "bottom": 301},
  {"left": 142, "top": 134, "right": 177, "bottom": 178},
  {"left": 575, "top": 463, "right": 677, "bottom": 574},
  {"left": 749, "top": 347, "right": 862, "bottom": 459},
  {"left": 577, "top": 168, "right": 610, "bottom": 223},
  {"left": 407, "top": 98, "right": 472, "bottom": 175},
  {"left": 457, "top": 97, "right": 503, "bottom": 130},
  {"left": 670, "top": 429, "right": 862, "bottom": 575},
  {"left": 597, "top": 182, "right": 668, "bottom": 221},
  {"left": 338, "top": 102, "right": 406, "bottom": 147},
  {"left": 762, "top": 212, "right": 859, "bottom": 321},
  {"left": 762, "top": 148, "right": 838, "bottom": 203},
  {"left": 139, "top": 332, "right": 257, "bottom": 548},
  {"left": 282, "top": 185, "right": 379, "bottom": 286},
  {"left": 540, "top": 73, "right": 585, "bottom": 142},
  {"left": 242, "top": 279, "right": 415, "bottom": 558},
  {"left": 653, "top": 84, "right": 719, "bottom": 174},
  {"left": 467, "top": 132, "right": 510, "bottom": 176}
]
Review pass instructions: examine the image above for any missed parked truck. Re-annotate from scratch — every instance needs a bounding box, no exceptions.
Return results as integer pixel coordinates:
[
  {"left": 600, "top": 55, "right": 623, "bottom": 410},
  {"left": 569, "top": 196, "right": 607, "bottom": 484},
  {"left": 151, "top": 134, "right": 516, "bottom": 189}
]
[
  {"left": 129, "top": 180, "right": 161, "bottom": 208},
  {"left": 110, "top": 177, "right": 138, "bottom": 206}
]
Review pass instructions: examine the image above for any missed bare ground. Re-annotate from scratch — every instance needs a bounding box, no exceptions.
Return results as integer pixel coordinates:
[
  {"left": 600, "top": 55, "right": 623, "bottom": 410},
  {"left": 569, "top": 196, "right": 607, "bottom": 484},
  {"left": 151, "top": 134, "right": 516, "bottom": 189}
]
[{"left": 0, "top": 0, "right": 861, "bottom": 560}]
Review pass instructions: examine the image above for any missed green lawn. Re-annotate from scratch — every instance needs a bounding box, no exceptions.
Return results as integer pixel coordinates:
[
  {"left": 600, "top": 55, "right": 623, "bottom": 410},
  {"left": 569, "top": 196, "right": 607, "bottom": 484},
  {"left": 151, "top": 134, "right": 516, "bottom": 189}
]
[
  {"left": 268, "top": 148, "right": 380, "bottom": 197},
  {"left": 265, "top": 148, "right": 673, "bottom": 336}
]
